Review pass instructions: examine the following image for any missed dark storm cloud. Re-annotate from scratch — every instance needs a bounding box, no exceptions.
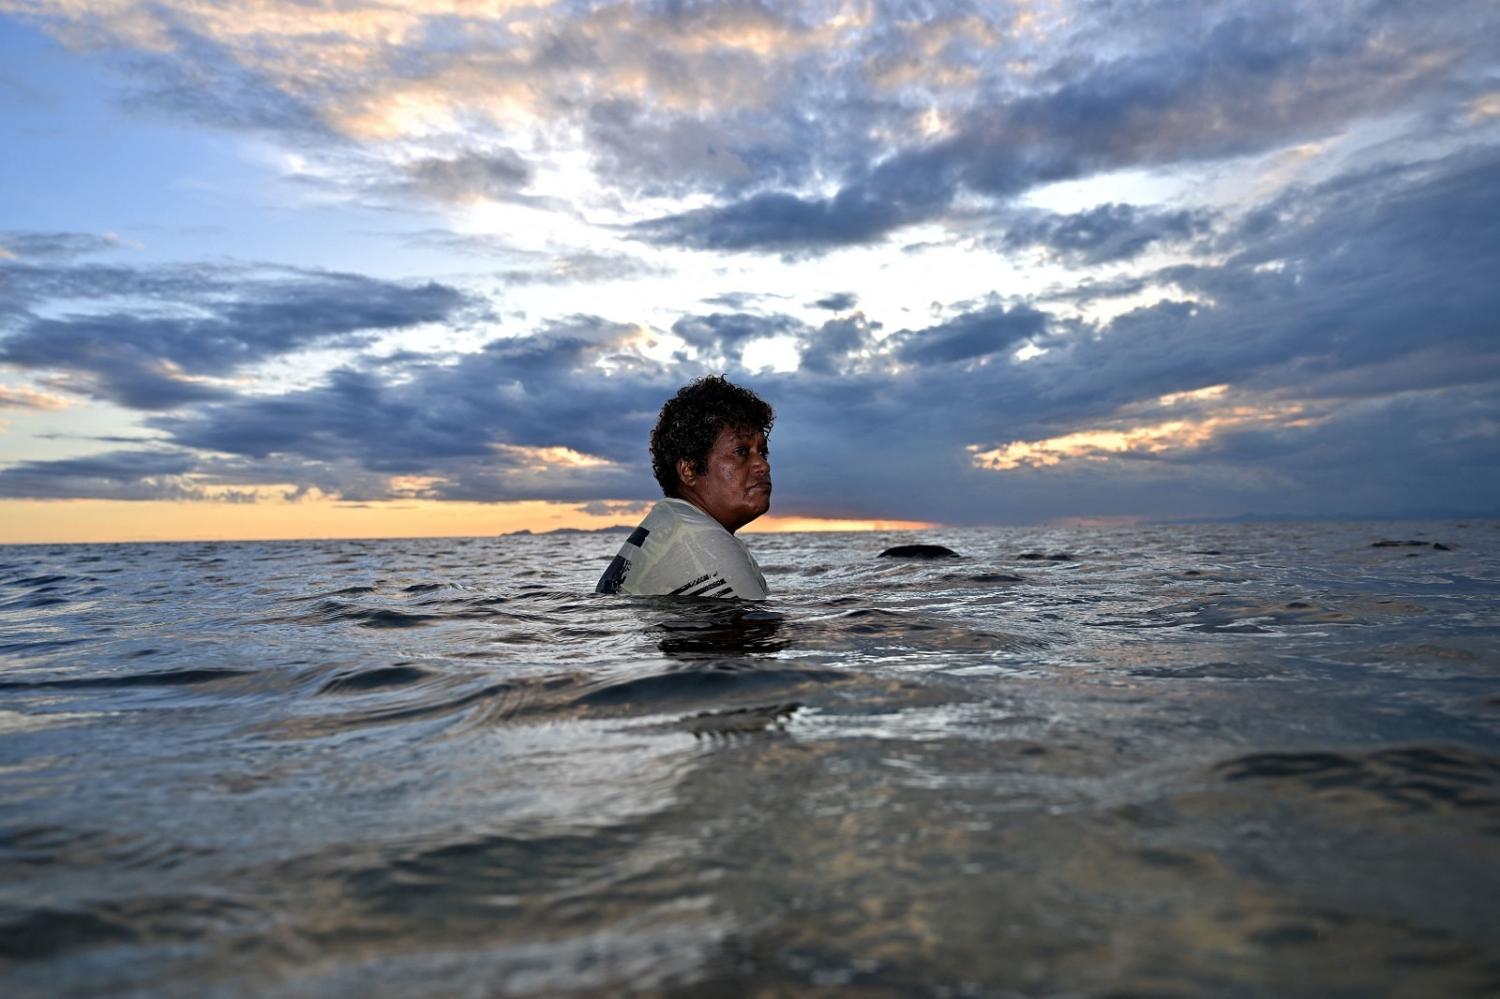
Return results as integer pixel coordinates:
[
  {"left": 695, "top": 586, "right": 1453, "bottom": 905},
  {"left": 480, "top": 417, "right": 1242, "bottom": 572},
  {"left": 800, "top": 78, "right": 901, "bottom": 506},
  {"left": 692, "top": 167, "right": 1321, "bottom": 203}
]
[
  {"left": 994, "top": 204, "right": 1212, "bottom": 264},
  {"left": 744, "top": 145, "right": 1500, "bottom": 521},
  {"left": 633, "top": 0, "right": 1492, "bottom": 253},
  {"left": 700, "top": 291, "right": 787, "bottom": 310},
  {"left": 630, "top": 152, "right": 956, "bottom": 252},
  {"left": 10, "top": 136, "right": 1499, "bottom": 519},
  {"left": 890, "top": 306, "right": 1047, "bottom": 367},
  {"left": 25, "top": 125, "right": 1500, "bottom": 517},
  {"left": 0, "top": 261, "right": 231, "bottom": 312},
  {"left": 810, "top": 292, "right": 857, "bottom": 312},
  {"left": 51, "top": 136, "right": 1491, "bottom": 515},
  {"left": 1039, "top": 275, "right": 1154, "bottom": 305},
  {"left": 150, "top": 316, "right": 675, "bottom": 474},
  {"left": 18, "top": 0, "right": 1493, "bottom": 256},
  {"left": 1173, "top": 149, "right": 1500, "bottom": 395},
  {"left": 1137, "top": 385, "right": 1500, "bottom": 518},
  {"left": 797, "top": 313, "right": 879, "bottom": 377},
  {"left": 899, "top": 145, "right": 1500, "bottom": 452},
  {"left": 0, "top": 449, "right": 201, "bottom": 501},
  {"left": 0, "top": 252, "right": 471, "bottom": 410},
  {"left": 948, "top": 2, "right": 1490, "bottom": 198},
  {"left": 7, "top": 3, "right": 1498, "bottom": 521}
]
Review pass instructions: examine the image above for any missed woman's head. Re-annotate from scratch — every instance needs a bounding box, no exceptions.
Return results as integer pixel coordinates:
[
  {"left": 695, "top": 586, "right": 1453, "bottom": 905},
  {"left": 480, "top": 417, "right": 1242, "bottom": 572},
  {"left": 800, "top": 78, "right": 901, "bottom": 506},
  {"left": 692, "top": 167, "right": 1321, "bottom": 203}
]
[{"left": 650, "top": 375, "right": 774, "bottom": 500}]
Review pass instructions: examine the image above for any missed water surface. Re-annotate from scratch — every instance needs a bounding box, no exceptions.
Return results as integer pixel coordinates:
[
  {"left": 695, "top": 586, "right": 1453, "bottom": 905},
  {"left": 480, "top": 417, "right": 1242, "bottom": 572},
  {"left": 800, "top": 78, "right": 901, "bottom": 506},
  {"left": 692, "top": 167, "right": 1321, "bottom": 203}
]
[{"left": 2, "top": 521, "right": 1498, "bottom": 995}]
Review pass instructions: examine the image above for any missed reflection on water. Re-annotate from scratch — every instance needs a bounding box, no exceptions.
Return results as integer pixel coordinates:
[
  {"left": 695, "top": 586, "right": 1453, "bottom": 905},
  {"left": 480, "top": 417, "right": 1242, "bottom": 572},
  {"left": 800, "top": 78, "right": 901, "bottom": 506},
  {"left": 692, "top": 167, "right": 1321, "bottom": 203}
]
[
  {"left": 647, "top": 603, "right": 790, "bottom": 658},
  {"left": 1, "top": 521, "right": 1498, "bottom": 995}
]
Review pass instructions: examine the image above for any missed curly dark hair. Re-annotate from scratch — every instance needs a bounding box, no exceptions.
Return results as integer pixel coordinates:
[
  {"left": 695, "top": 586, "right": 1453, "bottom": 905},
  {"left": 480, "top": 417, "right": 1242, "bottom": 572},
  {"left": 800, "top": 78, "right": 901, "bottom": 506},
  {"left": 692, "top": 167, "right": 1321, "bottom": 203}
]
[{"left": 650, "top": 375, "right": 775, "bottom": 497}]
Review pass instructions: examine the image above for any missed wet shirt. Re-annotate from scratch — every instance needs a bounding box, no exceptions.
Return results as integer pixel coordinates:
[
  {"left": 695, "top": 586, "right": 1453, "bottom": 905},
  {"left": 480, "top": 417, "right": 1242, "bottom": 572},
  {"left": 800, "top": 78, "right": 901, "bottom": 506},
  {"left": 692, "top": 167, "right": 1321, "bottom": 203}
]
[{"left": 595, "top": 498, "right": 769, "bottom": 599}]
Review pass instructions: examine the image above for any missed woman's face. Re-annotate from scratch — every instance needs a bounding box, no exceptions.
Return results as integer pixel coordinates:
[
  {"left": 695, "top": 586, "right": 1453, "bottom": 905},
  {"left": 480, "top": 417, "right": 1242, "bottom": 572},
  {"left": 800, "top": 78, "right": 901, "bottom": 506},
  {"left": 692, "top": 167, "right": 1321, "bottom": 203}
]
[{"left": 677, "top": 425, "right": 772, "bottom": 533}]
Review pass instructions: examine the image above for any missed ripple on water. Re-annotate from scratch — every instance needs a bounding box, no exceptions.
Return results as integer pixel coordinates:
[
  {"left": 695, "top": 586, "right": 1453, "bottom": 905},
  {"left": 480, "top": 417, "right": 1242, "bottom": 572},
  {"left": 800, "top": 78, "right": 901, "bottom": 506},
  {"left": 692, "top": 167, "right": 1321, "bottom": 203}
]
[
  {"left": 1215, "top": 745, "right": 1500, "bottom": 830},
  {"left": 0, "top": 668, "right": 255, "bottom": 691},
  {"left": 0, "top": 894, "right": 262, "bottom": 962},
  {"left": 570, "top": 664, "right": 844, "bottom": 714},
  {"left": 316, "top": 665, "right": 436, "bottom": 694},
  {"left": 311, "top": 601, "right": 440, "bottom": 628}
]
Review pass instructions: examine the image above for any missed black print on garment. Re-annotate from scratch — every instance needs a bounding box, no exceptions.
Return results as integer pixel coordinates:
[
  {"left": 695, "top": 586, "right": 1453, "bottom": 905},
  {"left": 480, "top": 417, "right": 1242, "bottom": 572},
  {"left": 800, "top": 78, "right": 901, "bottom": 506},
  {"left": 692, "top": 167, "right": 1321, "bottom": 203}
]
[{"left": 595, "top": 555, "right": 632, "bottom": 594}]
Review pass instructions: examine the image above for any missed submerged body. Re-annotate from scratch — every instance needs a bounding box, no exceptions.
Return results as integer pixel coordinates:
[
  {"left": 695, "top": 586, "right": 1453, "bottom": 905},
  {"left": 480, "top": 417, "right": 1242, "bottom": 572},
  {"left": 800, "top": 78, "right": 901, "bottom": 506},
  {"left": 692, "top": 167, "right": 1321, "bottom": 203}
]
[{"left": 596, "top": 498, "right": 769, "bottom": 599}]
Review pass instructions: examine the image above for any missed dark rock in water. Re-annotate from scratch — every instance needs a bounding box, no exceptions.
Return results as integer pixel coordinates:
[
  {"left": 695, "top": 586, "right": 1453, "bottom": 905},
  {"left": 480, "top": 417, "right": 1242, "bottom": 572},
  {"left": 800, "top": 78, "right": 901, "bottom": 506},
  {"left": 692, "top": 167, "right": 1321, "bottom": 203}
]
[
  {"left": 1018, "top": 552, "right": 1075, "bottom": 561},
  {"left": 879, "top": 544, "right": 961, "bottom": 559},
  {"left": 1432, "top": 542, "right": 1452, "bottom": 551},
  {"left": 1371, "top": 540, "right": 1432, "bottom": 548}
]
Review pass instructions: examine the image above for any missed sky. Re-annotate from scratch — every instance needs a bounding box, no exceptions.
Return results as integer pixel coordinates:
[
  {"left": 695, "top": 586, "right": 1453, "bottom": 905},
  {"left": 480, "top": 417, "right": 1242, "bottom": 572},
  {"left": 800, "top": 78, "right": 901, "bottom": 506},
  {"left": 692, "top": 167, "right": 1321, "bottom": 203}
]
[{"left": 1, "top": 0, "right": 1497, "bottom": 543}]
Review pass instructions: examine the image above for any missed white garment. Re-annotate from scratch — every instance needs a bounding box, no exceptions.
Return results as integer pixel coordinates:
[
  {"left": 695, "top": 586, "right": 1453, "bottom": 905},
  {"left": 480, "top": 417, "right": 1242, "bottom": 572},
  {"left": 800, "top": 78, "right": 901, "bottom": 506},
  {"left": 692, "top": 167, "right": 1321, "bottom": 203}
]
[{"left": 595, "top": 498, "right": 769, "bottom": 599}]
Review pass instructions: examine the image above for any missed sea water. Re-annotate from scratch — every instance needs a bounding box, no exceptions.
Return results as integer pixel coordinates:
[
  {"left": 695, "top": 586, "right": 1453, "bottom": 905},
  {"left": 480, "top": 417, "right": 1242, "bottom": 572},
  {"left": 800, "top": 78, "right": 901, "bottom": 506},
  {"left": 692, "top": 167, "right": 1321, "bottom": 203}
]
[{"left": 1, "top": 521, "right": 1498, "bottom": 995}]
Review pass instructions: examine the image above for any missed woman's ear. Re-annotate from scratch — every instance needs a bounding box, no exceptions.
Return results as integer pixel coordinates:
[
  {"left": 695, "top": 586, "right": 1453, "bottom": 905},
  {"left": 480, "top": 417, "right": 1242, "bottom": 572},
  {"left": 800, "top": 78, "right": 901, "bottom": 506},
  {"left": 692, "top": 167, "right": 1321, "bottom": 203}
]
[{"left": 676, "top": 458, "right": 697, "bottom": 488}]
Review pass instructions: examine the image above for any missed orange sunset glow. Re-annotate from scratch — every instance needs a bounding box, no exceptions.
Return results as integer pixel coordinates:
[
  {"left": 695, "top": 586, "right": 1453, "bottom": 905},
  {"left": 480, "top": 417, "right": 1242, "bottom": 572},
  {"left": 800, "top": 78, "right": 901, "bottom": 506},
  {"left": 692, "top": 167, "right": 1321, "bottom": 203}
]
[{"left": 0, "top": 498, "right": 932, "bottom": 545}]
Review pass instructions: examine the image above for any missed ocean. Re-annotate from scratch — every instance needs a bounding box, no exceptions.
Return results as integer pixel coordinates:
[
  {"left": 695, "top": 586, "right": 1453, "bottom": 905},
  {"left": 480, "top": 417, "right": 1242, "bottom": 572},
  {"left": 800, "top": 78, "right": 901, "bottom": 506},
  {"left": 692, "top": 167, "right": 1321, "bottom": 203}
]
[{"left": 1, "top": 520, "right": 1498, "bottom": 996}]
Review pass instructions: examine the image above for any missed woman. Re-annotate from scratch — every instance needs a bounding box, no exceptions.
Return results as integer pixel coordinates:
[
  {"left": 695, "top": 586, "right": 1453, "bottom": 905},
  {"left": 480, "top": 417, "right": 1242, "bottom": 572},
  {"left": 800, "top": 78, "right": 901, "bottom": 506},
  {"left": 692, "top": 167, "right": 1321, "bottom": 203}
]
[{"left": 596, "top": 375, "right": 773, "bottom": 598}]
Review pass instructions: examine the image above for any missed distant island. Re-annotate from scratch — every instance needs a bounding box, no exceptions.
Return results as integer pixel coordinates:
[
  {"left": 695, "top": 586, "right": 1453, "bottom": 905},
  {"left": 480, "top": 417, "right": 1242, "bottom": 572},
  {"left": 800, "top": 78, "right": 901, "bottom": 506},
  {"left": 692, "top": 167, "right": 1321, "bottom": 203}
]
[{"left": 504, "top": 524, "right": 634, "bottom": 536}]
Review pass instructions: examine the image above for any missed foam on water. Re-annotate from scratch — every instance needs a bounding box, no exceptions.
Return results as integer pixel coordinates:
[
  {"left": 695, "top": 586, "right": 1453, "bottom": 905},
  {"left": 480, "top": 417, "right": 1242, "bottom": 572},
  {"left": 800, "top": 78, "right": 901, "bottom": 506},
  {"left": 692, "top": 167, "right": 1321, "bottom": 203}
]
[{"left": 1, "top": 521, "right": 1498, "bottom": 995}]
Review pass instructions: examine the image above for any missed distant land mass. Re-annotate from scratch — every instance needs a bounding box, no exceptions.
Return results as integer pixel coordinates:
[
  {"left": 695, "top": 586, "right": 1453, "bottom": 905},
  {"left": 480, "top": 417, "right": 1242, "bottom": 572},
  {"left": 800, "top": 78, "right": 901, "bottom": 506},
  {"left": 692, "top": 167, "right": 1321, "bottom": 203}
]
[{"left": 505, "top": 525, "right": 634, "bottom": 536}]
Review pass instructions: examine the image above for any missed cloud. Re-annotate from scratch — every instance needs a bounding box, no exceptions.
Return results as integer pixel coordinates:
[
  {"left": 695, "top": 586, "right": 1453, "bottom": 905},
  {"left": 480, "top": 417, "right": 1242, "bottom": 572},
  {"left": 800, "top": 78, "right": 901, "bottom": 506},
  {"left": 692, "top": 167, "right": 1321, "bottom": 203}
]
[
  {"left": 404, "top": 149, "right": 532, "bottom": 203},
  {"left": 0, "top": 230, "right": 122, "bottom": 261},
  {"left": 630, "top": 152, "right": 956, "bottom": 252},
  {"left": 0, "top": 250, "right": 471, "bottom": 409},
  {"left": 670, "top": 312, "right": 801, "bottom": 364},
  {"left": 393, "top": 231, "right": 666, "bottom": 284},
  {"left": 0, "top": 448, "right": 202, "bottom": 501},
  {"left": 574, "top": 499, "right": 651, "bottom": 519},
  {"left": 809, "top": 292, "right": 857, "bottom": 311},
  {"left": 993, "top": 204, "right": 1213, "bottom": 264},
  {"left": 15, "top": 135, "right": 1497, "bottom": 516},
  {"left": 700, "top": 290, "right": 788, "bottom": 310},
  {"left": 890, "top": 305, "right": 1047, "bottom": 367},
  {"left": 117, "top": 31, "right": 333, "bottom": 138},
  {"left": 10, "top": 0, "right": 1495, "bottom": 254},
  {"left": 496, "top": 252, "right": 665, "bottom": 286},
  {"left": 146, "top": 316, "right": 673, "bottom": 484},
  {"left": 0, "top": 384, "right": 71, "bottom": 411},
  {"left": 613, "top": 0, "right": 1495, "bottom": 252},
  {"left": 797, "top": 313, "right": 879, "bottom": 376}
]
